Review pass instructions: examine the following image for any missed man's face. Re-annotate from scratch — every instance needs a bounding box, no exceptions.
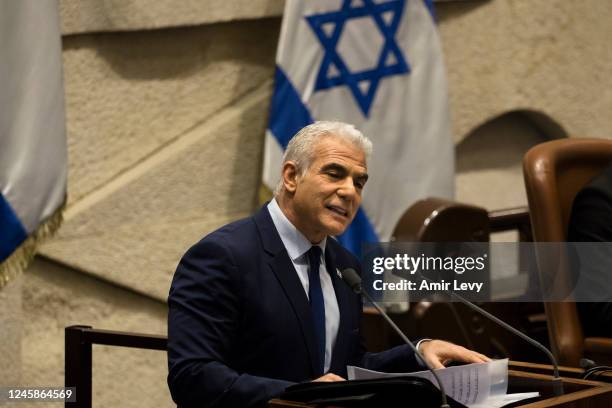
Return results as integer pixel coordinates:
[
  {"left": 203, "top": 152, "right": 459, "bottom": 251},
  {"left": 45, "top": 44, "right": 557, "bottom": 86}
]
[{"left": 286, "top": 136, "right": 368, "bottom": 243}]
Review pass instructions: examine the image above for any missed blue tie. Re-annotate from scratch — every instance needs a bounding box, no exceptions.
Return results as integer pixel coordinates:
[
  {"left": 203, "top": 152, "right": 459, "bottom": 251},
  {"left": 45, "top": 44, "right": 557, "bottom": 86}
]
[{"left": 307, "top": 245, "right": 325, "bottom": 374}]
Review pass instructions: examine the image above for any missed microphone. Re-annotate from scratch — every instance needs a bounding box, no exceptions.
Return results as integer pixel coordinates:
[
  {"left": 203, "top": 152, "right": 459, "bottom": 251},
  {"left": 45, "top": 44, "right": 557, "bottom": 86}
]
[
  {"left": 448, "top": 290, "right": 563, "bottom": 395},
  {"left": 580, "top": 358, "right": 597, "bottom": 370},
  {"left": 340, "top": 268, "right": 451, "bottom": 408},
  {"left": 401, "top": 272, "right": 564, "bottom": 396},
  {"left": 580, "top": 359, "right": 612, "bottom": 381}
]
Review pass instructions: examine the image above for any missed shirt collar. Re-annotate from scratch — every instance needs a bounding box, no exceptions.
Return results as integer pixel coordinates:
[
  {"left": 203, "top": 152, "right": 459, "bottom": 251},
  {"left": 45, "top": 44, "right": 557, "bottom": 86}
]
[{"left": 267, "top": 198, "right": 327, "bottom": 261}]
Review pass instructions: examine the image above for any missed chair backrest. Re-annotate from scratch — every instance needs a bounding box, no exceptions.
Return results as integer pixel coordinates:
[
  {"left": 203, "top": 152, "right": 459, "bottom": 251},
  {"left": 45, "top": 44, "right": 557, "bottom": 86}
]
[
  {"left": 392, "top": 197, "right": 490, "bottom": 242},
  {"left": 391, "top": 198, "right": 490, "bottom": 352},
  {"left": 392, "top": 198, "right": 547, "bottom": 362},
  {"left": 523, "top": 137, "right": 612, "bottom": 366}
]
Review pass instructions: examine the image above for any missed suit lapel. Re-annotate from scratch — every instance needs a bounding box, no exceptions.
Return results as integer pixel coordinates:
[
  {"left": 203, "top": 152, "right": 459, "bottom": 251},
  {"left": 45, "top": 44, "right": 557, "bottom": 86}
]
[
  {"left": 254, "top": 206, "right": 321, "bottom": 377},
  {"left": 326, "top": 243, "right": 354, "bottom": 374}
]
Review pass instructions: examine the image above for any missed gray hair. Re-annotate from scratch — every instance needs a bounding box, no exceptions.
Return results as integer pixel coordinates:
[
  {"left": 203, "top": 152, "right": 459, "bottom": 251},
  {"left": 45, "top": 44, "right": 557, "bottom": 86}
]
[{"left": 274, "top": 121, "right": 372, "bottom": 195}]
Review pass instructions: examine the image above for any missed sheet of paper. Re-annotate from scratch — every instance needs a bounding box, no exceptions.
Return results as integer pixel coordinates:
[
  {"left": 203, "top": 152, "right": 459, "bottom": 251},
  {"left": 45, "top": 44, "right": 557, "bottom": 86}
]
[
  {"left": 470, "top": 392, "right": 540, "bottom": 408},
  {"left": 347, "top": 359, "right": 539, "bottom": 408}
]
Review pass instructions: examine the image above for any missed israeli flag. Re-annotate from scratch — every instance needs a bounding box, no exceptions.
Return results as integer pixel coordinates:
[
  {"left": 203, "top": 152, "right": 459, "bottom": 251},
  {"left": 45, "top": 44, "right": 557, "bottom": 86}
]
[
  {"left": 263, "top": 0, "right": 454, "bottom": 254},
  {"left": 0, "top": 0, "right": 67, "bottom": 284}
]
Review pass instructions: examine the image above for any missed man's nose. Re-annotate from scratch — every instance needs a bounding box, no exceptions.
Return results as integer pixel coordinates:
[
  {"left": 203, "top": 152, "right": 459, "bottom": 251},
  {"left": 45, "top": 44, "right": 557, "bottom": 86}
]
[{"left": 337, "top": 177, "right": 357, "bottom": 200}]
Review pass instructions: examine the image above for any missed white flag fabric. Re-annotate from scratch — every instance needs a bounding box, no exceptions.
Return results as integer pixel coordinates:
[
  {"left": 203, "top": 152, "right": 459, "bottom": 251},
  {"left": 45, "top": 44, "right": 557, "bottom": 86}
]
[
  {"left": 263, "top": 0, "right": 454, "bottom": 254},
  {"left": 0, "top": 0, "right": 67, "bottom": 284}
]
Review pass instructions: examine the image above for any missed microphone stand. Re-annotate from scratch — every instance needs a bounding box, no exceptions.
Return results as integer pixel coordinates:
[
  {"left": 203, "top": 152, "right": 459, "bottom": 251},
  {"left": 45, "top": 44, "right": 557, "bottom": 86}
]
[
  {"left": 341, "top": 268, "right": 451, "bottom": 408},
  {"left": 415, "top": 273, "right": 564, "bottom": 397}
]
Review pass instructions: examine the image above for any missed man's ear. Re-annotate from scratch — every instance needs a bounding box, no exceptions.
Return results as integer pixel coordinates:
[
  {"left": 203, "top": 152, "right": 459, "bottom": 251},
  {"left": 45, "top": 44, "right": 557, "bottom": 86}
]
[{"left": 281, "top": 161, "right": 300, "bottom": 194}]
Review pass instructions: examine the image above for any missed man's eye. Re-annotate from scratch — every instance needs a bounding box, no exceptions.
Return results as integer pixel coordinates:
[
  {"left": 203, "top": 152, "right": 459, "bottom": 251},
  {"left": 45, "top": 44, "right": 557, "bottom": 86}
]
[{"left": 354, "top": 178, "right": 367, "bottom": 189}]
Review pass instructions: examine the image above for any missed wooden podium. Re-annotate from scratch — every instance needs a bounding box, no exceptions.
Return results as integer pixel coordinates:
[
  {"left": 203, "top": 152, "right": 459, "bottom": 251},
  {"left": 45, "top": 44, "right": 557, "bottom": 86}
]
[{"left": 268, "top": 362, "right": 612, "bottom": 408}]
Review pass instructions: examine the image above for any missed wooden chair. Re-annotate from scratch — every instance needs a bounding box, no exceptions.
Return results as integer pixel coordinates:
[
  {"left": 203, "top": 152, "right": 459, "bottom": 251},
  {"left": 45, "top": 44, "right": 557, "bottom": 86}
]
[
  {"left": 523, "top": 138, "right": 612, "bottom": 366},
  {"left": 387, "top": 198, "right": 545, "bottom": 361},
  {"left": 388, "top": 198, "right": 489, "bottom": 352},
  {"left": 392, "top": 197, "right": 490, "bottom": 242}
]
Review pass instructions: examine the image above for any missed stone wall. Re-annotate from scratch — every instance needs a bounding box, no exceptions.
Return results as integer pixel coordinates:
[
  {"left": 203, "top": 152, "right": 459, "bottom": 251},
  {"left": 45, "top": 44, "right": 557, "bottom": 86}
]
[
  {"left": 21, "top": 258, "right": 170, "bottom": 407},
  {"left": 11, "top": 1, "right": 612, "bottom": 407}
]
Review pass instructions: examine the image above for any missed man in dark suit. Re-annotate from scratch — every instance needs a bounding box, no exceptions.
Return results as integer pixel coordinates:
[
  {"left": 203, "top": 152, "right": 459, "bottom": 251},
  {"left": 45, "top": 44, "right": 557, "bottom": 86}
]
[
  {"left": 568, "top": 162, "right": 612, "bottom": 337},
  {"left": 167, "top": 121, "right": 489, "bottom": 408}
]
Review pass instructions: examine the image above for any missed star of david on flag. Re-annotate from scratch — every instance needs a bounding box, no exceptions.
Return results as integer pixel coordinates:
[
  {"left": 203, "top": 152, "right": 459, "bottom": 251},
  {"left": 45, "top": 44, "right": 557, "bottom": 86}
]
[
  {"left": 306, "top": 0, "right": 410, "bottom": 116},
  {"left": 262, "top": 0, "right": 454, "bottom": 256}
]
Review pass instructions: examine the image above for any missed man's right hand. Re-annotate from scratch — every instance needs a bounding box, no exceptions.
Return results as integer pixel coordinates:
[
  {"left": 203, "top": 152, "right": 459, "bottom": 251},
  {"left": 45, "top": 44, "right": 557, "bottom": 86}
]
[{"left": 312, "top": 373, "right": 345, "bottom": 382}]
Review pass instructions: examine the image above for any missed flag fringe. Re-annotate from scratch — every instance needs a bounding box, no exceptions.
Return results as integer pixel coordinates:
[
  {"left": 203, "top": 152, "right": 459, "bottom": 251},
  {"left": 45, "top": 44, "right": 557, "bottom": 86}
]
[
  {"left": 0, "top": 205, "right": 64, "bottom": 289},
  {"left": 258, "top": 184, "right": 274, "bottom": 206}
]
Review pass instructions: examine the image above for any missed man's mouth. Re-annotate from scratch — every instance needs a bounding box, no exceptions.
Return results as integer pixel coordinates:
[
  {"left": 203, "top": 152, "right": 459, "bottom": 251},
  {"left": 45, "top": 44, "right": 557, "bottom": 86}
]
[{"left": 326, "top": 205, "right": 348, "bottom": 217}]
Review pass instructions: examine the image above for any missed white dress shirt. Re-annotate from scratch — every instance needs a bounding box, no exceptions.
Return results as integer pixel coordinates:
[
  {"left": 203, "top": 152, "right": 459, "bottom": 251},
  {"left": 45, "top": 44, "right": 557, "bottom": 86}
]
[{"left": 267, "top": 199, "right": 340, "bottom": 373}]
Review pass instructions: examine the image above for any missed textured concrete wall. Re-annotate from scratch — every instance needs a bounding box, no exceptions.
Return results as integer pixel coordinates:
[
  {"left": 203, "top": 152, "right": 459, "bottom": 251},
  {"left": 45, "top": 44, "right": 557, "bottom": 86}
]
[
  {"left": 439, "top": 0, "right": 612, "bottom": 144},
  {"left": 40, "top": 19, "right": 279, "bottom": 301},
  {"left": 21, "top": 258, "right": 170, "bottom": 408},
  {"left": 456, "top": 111, "right": 552, "bottom": 211},
  {"left": 0, "top": 276, "right": 22, "bottom": 387},
  {"left": 14, "top": 1, "right": 612, "bottom": 407},
  {"left": 60, "top": 0, "right": 283, "bottom": 34},
  {"left": 60, "top": 20, "right": 279, "bottom": 205}
]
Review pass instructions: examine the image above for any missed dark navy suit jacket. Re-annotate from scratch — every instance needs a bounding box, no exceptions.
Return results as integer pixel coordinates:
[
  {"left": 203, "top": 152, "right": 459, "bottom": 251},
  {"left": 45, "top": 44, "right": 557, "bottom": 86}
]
[{"left": 167, "top": 206, "right": 419, "bottom": 408}]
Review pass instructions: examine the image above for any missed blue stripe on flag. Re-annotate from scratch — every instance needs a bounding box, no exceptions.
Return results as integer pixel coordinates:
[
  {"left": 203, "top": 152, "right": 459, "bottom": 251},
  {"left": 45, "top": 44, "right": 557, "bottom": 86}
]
[
  {"left": 0, "top": 193, "right": 28, "bottom": 261},
  {"left": 423, "top": 0, "right": 436, "bottom": 21},
  {"left": 269, "top": 66, "right": 314, "bottom": 148},
  {"left": 337, "top": 207, "right": 379, "bottom": 257}
]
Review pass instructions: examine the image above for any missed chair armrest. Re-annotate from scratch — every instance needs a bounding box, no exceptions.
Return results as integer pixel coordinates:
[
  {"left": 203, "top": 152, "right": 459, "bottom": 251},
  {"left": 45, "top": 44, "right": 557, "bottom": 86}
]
[{"left": 584, "top": 337, "right": 612, "bottom": 353}]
